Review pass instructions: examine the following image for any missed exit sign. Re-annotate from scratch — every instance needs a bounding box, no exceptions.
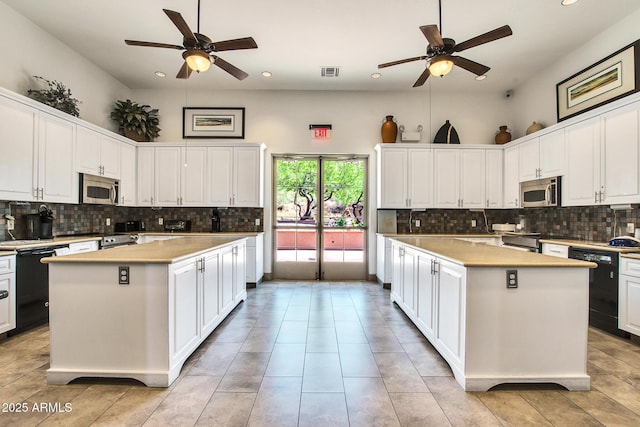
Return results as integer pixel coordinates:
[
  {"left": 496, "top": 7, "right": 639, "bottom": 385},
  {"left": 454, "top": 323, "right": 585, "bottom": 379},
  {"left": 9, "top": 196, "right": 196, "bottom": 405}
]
[{"left": 310, "top": 124, "right": 332, "bottom": 142}]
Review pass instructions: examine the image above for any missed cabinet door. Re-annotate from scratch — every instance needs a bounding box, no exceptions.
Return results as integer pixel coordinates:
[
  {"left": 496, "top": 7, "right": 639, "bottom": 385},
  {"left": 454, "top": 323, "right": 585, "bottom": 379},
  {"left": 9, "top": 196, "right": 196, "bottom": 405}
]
[
  {"left": 75, "top": 126, "right": 101, "bottom": 176},
  {"left": 100, "top": 136, "right": 121, "bottom": 179},
  {"left": 563, "top": 118, "right": 601, "bottom": 206},
  {"left": 171, "top": 259, "right": 200, "bottom": 362},
  {"left": 0, "top": 266, "right": 16, "bottom": 334},
  {"left": 402, "top": 247, "right": 416, "bottom": 314},
  {"left": 0, "top": 97, "right": 38, "bottom": 201},
  {"left": 155, "top": 147, "right": 181, "bottom": 206},
  {"left": 38, "top": 113, "right": 76, "bottom": 203},
  {"left": 503, "top": 145, "right": 520, "bottom": 208},
  {"left": 407, "top": 148, "right": 433, "bottom": 208},
  {"left": 233, "top": 147, "right": 262, "bottom": 207},
  {"left": 391, "top": 242, "right": 403, "bottom": 300},
  {"left": 119, "top": 143, "right": 136, "bottom": 206},
  {"left": 234, "top": 242, "right": 247, "bottom": 302},
  {"left": 435, "top": 259, "right": 465, "bottom": 365},
  {"left": 201, "top": 252, "right": 220, "bottom": 337},
  {"left": 433, "top": 149, "right": 460, "bottom": 208},
  {"left": 519, "top": 138, "right": 540, "bottom": 181},
  {"left": 182, "top": 146, "right": 208, "bottom": 206},
  {"left": 485, "top": 150, "right": 503, "bottom": 208},
  {"left": 539, "top": 129, "right": 565, "bottom": 178},
  {"left": 206, "top": 147, "right": 233, "bottom": 206},
  {"left": 220, "top": 246, "right": 235, "bottom": 314},
  {"left": 601, "top": 105, "right": 640, "bottom": 204},
  {"left": 460, "top": 150, "right": 486, "bottom": 208},
  {"left": 137, "top": 147, "right": 155, "bottom": 206},
  {"left": 620, "top": 274, "right": 640, "bottom": 336},
  {"left": 416, "top": 254, "right": 435, "bottom": 341},
  {"left": 377, "top": 148, "right": 408, "bottom": 208}
]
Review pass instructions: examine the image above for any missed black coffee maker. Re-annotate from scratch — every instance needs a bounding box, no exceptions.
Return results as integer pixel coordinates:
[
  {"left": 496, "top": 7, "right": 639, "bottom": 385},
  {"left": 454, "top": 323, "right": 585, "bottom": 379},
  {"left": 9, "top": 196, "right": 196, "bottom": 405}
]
[
  {"left": 25, "top": 204, "right": 54, "bottom": 239},
  {"left": 211, "top": 208, "right": 221, "bottom": 232}
]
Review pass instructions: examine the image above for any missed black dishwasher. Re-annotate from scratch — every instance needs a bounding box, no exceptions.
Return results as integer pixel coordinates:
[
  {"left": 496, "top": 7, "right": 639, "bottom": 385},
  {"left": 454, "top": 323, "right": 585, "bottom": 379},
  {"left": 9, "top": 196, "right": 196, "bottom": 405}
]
[
  {"left": 8, "top": 245, "right": 68, "bottom": 336},
  {"left": 568, "top": 247, "right": 630, "bottom": 338}
]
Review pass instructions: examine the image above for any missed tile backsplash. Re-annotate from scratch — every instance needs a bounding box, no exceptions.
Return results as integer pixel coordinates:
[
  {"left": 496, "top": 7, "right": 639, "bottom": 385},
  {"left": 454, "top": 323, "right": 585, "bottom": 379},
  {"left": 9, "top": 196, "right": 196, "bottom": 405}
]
[{"left": 0, "top": 201, "right": 263, "bottom": 240}]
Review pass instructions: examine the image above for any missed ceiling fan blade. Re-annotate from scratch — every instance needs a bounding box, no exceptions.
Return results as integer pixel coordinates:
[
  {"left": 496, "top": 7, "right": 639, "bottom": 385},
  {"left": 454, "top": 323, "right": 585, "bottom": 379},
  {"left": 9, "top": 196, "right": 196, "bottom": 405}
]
[
  {"left": 213, "top": 37, "right": 258, "bottom": 52},
  {"left": 125, "top": 40, "right": 185, "bottom": 50},
  {"left": 413, "top": 67, "right": 431, "bottom": 87},
  {"left": 176, "top": 62, "right": 193, "bottom": 79},
  {"left": 452, "top": 56, "right": 490, "bottom": 76},
  {"left": 163, "top": 9, "right": 198, "bottom": 45},
  {"left": 378, "top": 56, "right": 427, "bottom": 69},
  {"left": 420, "top": 25, "right": 444, "bottom": 49},
  {"left": 212, "top": 56, "right": 249, "bottom": 80},
  {"left": 453, "top": 25, "right": 513, "bottom": 52}
]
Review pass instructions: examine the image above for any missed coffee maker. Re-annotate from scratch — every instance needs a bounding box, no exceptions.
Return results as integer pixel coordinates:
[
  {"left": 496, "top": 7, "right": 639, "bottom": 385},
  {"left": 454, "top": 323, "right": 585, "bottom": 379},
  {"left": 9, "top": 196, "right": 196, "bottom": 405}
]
[
  {"left": 25, "top": 204, "right": 54, "bottom": 239},
  {"left": 211, "top": 208, "right": 221, "bottom": 232}
]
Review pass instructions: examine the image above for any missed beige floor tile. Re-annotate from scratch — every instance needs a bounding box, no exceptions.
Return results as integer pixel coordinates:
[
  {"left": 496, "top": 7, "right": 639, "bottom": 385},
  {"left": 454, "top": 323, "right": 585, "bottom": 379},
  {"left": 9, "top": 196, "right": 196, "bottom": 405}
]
[
  {"left": 562, "top": 388, "right": 640, "bottom": 426},
  {"left": 339, "top": 343, "right": 381, "bottom": 377},
  {"left": 92, "top": 387, "right": 170, "bottom": 426},
  {"left": 389, "top": 392, "right": 452, "bottom": 426},
  {"left": 299, "top": 392, "right": 349, "bottom": 427},
  {"left": 302, "top": 352, "right": 343, "bottom": 392},
  {"left": 248, "top": 376, "right": 302, "bottom": 427},
  {"left": 374, "top": 352, "right": 429, "bottom": 392},
  {"left": 343, "top": 377, "right": 400, "bottom": 426},
  {"left": 475, "top": 391, "right": 554, "bottom": 426},
  {"left": 265, "top": 343, "right": 305, "bottom": 376},
  {"left": 519, "top": 390, "right": 602, "bottom": 426},
  {"left": 195, "top": 391, "right": 256, "bottom": 426}
]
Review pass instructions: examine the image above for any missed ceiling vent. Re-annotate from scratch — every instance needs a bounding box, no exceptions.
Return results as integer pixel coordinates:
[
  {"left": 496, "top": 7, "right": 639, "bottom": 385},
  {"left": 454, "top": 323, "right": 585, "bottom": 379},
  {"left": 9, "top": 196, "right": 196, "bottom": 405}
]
[{"left": 321, "top": 67, "right": 340, "bottom": 77}]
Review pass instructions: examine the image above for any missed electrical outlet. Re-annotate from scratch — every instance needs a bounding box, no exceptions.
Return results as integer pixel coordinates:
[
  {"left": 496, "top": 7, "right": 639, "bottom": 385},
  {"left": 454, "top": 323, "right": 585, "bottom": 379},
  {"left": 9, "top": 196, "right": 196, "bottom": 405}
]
[
  {"left": 506, "top": 269, "right": 518, "bottom": 289},
  {"left": 415, "top": 220, "right": 421, "bottom": 227},
  {"left": 255, "top": 218, "right": 260, "bottom": 226},
  {"left": 106, "top": 218, "right": 111, "bottom": 226},
  {"left": 627, "top": 223, "right": 635, "bottom": 233},
  {"left": 471, "top": 219, "right": 477, "bottom": 227},
  {"left": 158, "top": 217, "right": 163, "bottom": 225},
  {"left": 118, "top": 266, "right": 130, "bottom": 285}
]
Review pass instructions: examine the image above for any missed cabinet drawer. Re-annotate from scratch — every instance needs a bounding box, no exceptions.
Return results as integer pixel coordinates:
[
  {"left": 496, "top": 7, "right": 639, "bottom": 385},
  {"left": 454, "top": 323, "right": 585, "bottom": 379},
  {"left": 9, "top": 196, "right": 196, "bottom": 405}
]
[
  {"left": 541, "top": 243, "right": 569, "bottom": 258},
  {"left": 68, "top": 241, "right": 99, "bottom": 254},
  {"left": 0, "top": 255, "right": 14, "bottom": 274},
  {"left": 621, "top": 257, "right": 640, "bottom": 277}
]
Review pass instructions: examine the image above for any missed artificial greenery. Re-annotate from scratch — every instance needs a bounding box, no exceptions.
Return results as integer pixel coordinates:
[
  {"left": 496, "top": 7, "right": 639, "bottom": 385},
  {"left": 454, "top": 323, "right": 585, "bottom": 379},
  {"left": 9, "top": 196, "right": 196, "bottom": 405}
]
[
  {"left": 110, "top": 99, "right": 160, "bottom": 142},
  {"left": 26, "top": 76, "right": 80, "bottom": 117}
]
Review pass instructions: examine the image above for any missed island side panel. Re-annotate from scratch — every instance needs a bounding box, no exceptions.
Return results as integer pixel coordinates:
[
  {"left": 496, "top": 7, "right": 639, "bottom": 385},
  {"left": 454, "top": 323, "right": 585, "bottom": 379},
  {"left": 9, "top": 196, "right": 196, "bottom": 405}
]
[
  {"left": 47, "top": 263, "right": 170, "bottom": 385},
  {"left": 464, "top": 267, "right": 590, "bottom": 391}
]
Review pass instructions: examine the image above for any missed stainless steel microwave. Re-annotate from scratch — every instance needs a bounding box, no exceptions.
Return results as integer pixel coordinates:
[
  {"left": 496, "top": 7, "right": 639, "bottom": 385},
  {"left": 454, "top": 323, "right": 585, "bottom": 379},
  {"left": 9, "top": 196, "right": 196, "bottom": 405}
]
[
  {"left": 79, "top": 173, "right": 119, "bottom": 205},
  {"left": 520, "top": 177, "right": 560, "bottom": 208}
]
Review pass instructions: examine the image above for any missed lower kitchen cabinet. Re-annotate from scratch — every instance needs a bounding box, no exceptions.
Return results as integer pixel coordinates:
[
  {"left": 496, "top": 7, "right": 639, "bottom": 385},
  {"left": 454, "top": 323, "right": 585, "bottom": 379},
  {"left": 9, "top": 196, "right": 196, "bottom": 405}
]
[
  {"left": 541, "top": 242, "right": 569, "bottom": 258},
  {"left": 0, "top": 253, "right": 16, "bottom": 334},
  {"left": 619, "top": 256, "right": 640, "bottom": 336}
]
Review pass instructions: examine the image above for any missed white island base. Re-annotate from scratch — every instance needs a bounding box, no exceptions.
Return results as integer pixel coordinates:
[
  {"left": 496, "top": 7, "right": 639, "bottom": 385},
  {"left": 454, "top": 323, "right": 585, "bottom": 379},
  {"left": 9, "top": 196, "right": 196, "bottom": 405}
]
[
  {"left": 45, "top": 237, "right": 246, "bottom": 387},
  {"left": 390, "top": 238, "right": 593, "bottom": 392}
]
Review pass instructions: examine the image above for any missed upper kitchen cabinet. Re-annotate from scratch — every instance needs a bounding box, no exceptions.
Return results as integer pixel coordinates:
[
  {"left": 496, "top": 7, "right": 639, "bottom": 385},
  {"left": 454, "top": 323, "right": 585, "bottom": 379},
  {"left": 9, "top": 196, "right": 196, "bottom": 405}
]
[
  {"left": 564, "top": 102, "right": 640, "bottom": 206},
  {"left": 518, "top": 129, "right": 565, "bottom": 182},
  {"left": 119, "top": 142, "right": 136, "bottom": 206},
  {"left": 376, "top": 144, "right": 433, "bottom": 209},
  {"left": 503, "top": 145, "right": 520, "bottom": 208},
  {"left": 433, "top": 147, "right": 487, "bottom": 209},
  {"left": 206, "top": 145, "right": 265, "bottom": 207},
  {"left": 37, "top": 113, "right": 76, "bottom": 203},
  {"left": 137, "top": 146, "right": 155, "bottom": 206},
  {"left": 485, "top": 149, "right": 503, "bottom": 209},
  {"left": 75, "top": 125, "right": 121, "bottom": 179}
]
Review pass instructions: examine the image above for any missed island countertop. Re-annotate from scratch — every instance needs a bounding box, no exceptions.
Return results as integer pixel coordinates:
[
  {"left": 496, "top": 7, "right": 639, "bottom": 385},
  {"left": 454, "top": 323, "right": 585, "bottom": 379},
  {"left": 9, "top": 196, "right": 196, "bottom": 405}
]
[
  {"left": 391, "top": 237, "right": 596, "bottom": 268},
  {"left": 43, "top": 236, "right": 245, "bottom": 264}
]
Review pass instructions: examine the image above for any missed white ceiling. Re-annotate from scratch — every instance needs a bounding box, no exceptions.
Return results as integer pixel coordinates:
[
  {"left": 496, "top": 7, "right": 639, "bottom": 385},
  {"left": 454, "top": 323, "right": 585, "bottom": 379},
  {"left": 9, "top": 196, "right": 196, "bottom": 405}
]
[{"left": 4, "top": 0, "right": 640, "bottom": 93}]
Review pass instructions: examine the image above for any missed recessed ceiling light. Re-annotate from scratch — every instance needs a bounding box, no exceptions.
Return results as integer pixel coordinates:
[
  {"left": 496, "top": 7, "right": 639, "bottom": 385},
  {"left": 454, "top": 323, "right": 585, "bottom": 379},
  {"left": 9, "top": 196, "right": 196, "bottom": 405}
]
[
  {"left": 475, "top": 74, "right": 487, "bottom": 81},
  {"left": 561, "top": 0, "right": 579, "bottom": 5},
  {"left": 371, "top": 73, "right": 382, "bottom": 79},
  {"left": 154, "top": 71, "right": 166, "bottom": 78},
  {"left": 262, "top": 71, "right": 272, "bottom": 77}
]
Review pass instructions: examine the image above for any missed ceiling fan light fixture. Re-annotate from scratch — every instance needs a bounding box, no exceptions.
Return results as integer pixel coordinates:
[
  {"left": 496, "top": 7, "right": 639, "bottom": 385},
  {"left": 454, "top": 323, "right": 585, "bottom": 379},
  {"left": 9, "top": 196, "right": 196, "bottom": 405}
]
[
  {"left": 428, "top": 56, "right": 454, "bottom": 77},
  {"left": 183, "top": 50, "right": 211, "bottom": 72},
  {"left": 561, "top": 0, "right": 579, "bottom": 5},
  {"left": 475, "top": 74, "right": 487, "bottom": 81}
]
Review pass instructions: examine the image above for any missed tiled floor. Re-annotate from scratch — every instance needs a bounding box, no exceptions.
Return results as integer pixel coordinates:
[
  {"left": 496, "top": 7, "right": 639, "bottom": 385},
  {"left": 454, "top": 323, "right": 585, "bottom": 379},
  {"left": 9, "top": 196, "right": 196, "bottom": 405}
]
[{"left": 1, "top": 281, "right": 640, "bottom": 426}]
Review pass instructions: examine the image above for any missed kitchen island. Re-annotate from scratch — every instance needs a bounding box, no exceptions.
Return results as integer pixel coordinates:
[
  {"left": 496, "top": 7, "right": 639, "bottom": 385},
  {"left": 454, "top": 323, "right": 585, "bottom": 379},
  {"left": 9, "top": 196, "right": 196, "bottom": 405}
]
[
  {"left": 390, "top": 237, "right": 596, "bottom": 392},
  {"left": 42, "top": 236, "right": 247, "bottom": 387}
]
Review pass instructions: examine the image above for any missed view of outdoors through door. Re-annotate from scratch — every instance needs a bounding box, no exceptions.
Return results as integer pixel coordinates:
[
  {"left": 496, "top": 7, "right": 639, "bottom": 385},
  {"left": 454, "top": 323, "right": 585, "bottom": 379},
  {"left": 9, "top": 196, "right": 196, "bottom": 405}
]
[{"left": 273, "top": 156, "right": 367, "bottom": 280}]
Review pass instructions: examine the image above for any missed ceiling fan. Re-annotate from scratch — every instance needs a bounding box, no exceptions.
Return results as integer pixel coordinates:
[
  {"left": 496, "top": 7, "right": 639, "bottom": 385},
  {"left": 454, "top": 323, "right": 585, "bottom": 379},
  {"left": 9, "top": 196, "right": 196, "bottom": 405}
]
[
  {"left": 378, "top": 0, "right": 512, "bottom": 87},
  {"left": 124, "top": 0, "right": 257, "bottom": 80}
]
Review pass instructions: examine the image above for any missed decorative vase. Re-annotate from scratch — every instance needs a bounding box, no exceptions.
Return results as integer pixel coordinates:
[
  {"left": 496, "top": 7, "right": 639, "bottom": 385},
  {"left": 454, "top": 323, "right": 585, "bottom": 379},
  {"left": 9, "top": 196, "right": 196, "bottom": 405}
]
[
  {"left": 495, "top": 125, "right": 511, "bottom": 145},
  {"left": 381, "top": 115, "right": 398, "bottom": 143},
  {"left": 124, "top": 128, "right": 148, "bottom": 142},
  {"left": 526, "top": 121, "right": 544, "bottom": 135},
  {"left": 433, "top": 120, "right": 460, "bottom": 144}
]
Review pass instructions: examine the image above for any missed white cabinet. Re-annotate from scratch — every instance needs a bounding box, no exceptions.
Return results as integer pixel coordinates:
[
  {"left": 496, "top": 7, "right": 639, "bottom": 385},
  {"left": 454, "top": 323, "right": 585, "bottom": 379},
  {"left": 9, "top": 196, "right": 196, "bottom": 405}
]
[
  {"left": 376, "top": 145, "right": 433, "bottom": 209},
  {"left": 433, "top": 148, "right": 486, "bottom": 209},
  {"left": 503, "top": 144, "right": 520, "bottom": 208},
  {"left": 136, "top": 146, "right": 155, "bottom": 206},
  {"left": 485, "top": 149, "right": 503, "bottom": 209},
  {"left": 541, "top": 243, "right": 569, "bottom": 258},
  {"left": 563, "top": 117, "right": 600, "bottom": 206},
  {"left": 519, "top": 129, "right": 565, "bottom": 181},
  {"left": 119, "top": 143, "right": 136, "bottom": 206},
  {"left": 68, "top": 240, "right": 99, "bottom": 254},
  {"left": 154, "top": 146, "right": 183, "bottom": 206},
  {"left": 76, "top": 126, "right": 121, "bottom": 179},
  {"left": 0, "top": 254, "right": 16, "bottom": 334},
  {"left": 434, "top": 257, "right": 465, "bottom": 366},
  {"left": 206, "top": 146, "right": 265, "bottom": 207},
  {"left": 619, "top": 257, "right": 640, "bottom": 336},
  {"left": 376, "top": 234, "right": 392, "bottom": 286},
  {"left": 170, "top": 258, "right": 201, "bottom": 362},
  {"left": 37, "top": 112, "right": 76, "bottom": 203}
]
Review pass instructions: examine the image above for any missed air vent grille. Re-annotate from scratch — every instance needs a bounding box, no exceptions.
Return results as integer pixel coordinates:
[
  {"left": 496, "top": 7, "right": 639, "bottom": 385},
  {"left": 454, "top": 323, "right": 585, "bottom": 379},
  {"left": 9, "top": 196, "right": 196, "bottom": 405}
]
[{"left": 321, "top": 67, "right": 340, "bottom": 77}]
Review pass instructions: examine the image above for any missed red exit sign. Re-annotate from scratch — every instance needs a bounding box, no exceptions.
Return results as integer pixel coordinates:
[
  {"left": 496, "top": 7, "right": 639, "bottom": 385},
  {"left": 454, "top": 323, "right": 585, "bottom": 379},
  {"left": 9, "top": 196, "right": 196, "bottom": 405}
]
[{"left": 310, "top": 124, "right": 332, "bottom": 142}]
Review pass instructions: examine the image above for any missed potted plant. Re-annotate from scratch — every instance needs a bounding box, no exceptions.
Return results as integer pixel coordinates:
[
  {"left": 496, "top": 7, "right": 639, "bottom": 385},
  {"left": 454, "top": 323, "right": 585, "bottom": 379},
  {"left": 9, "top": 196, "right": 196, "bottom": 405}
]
[
  {"left": 26, "top": 76, "right": 80, "bottom": 117},
  {"left": 110, "top": 99, "right": 160, "bottom": 142}
]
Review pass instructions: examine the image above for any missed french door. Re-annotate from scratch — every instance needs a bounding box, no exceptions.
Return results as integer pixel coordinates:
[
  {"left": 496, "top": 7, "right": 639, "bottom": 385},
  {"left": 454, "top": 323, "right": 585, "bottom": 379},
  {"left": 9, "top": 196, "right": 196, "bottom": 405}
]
[{"left": 273, "top": 155, "right": 367, "bottom": 280}]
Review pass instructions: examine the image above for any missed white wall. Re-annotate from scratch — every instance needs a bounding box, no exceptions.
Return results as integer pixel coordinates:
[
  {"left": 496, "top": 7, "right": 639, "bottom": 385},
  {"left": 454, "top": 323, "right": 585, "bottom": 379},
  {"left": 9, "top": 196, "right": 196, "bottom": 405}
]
[
  {"left": 512, "top": 8, "right": 640, "bottom": 138},
  {"left": 0, "top": 2, "right": 130, "bottom": 129}
]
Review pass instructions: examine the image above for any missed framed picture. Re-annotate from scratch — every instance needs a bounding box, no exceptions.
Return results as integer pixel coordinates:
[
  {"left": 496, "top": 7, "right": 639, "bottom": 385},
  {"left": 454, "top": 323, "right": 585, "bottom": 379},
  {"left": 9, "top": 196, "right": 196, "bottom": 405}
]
[
  {"left": 182, "top": 107, "right": 245, "bottom": 139},
  {"left": 557, "top": 40, "right": 640, "bottom": 122}
]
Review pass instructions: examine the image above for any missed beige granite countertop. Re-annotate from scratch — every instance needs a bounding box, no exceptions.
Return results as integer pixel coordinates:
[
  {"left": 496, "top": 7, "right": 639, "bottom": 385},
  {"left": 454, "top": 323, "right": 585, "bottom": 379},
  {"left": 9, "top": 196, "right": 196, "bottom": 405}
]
[
  {"left": 621, "top": 253, "right": 640, "bottom": 260},
  {"left": 0, "top": 250, "right": 16, "bottom": 256},
  {"left": 0, "top": 236, "right": 102, "bottom": 251},
  {"left": 140, "top": 232, "right": 262, "bottom": 237},
  {"left": 392, "top": 237, "right": 596, "bottom": 268},
  {"left": 43, "top": 236, "right": 245, "bottom": 264},
  {"left": 539, "top": 239, "right": 640, "bottom": 253},
  {"left": 377, "top": 233, "right": 499, "bottom": 238}
]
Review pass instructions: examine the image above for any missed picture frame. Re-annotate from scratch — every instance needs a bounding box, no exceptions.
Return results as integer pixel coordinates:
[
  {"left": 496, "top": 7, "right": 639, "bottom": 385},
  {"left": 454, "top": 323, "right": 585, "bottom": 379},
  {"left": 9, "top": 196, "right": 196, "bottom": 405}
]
[
  {"left": 182, "top": 107, "right": 245, "bottom": 139},
  {"left": 556, "top": 40, "right": 640, "bottom": 122}
]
